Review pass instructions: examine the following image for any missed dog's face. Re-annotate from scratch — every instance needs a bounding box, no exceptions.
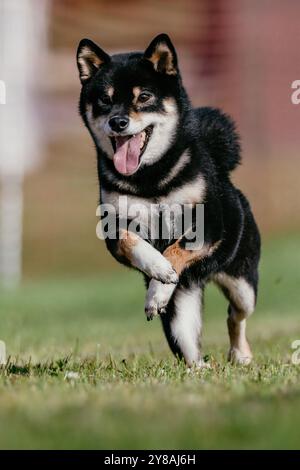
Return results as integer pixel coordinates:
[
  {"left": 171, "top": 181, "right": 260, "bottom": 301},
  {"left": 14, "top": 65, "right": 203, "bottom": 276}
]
[{"left": 77, "top": 34, "right": 184, "bottom": 176}]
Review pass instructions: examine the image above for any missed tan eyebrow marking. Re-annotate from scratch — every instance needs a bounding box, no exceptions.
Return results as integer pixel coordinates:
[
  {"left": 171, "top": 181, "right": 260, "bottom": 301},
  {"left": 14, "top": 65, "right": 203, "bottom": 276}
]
[
  {"left": 132, "top": 86, "right": 142, "bottom": 105},
  {"left": 107, "top": 86, "right": 114, "bottom": 98},
  {"left": 132, "top": 86, "right": 141, "bottom": 98}
]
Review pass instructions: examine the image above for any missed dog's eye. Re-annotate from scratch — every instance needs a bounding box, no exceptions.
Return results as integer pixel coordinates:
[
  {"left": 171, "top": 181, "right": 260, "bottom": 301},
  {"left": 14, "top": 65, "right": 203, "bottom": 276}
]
[
  {"left": 138, "top": 92, "right": 153, "bottom": 103},
  {"left": 99, "top": 96, "right": 111, "bottom": 106}
]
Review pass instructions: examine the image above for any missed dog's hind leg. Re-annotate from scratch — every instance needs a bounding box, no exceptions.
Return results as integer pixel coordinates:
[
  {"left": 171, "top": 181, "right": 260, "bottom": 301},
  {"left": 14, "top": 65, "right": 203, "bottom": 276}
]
[
  {"left": 214, "top": 272, "right": 257, "bottom": 364},
  {"left": 160, "top": 284, "right": 205, "bottom": 367}
]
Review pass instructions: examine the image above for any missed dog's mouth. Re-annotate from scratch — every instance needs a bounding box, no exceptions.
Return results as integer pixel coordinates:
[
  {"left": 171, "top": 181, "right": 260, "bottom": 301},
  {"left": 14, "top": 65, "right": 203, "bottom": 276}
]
[{"left": 110, "top": 125, "right": 153, "bottom": 176}]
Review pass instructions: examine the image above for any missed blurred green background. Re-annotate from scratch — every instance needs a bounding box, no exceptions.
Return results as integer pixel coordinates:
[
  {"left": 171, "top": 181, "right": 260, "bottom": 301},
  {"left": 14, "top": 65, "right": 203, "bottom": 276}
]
[{"left": 0, "top": 0, "right": 300, "bottom": 450}]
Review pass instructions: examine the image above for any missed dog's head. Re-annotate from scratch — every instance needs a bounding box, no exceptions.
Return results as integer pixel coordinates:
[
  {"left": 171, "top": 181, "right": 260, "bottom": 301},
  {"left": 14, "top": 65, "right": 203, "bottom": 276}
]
[{"left": 77, "top": 34, "right": 188, "bottom": 176}]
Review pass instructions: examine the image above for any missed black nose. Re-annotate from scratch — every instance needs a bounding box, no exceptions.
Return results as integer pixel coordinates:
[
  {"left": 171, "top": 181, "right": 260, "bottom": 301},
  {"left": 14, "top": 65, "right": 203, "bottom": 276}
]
[{"left": 109, "top": 115, "right": 129, "bottom": 133}]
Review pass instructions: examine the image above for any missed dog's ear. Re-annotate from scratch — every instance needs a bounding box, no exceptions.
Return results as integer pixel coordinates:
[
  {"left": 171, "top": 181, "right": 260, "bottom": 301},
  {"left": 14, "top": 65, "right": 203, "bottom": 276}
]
[
  {"left": 144, "top": 33, "right": 178, "bottom": 75},
  {"left": 77, "top": 39, "right": 110, "bottom": 84}
]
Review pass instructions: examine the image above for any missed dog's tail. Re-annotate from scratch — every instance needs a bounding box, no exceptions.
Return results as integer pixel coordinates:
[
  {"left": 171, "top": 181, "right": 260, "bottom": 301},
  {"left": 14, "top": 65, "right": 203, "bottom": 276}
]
[{"left": 196, "top": 107, "right": 241, "bottom": 175}]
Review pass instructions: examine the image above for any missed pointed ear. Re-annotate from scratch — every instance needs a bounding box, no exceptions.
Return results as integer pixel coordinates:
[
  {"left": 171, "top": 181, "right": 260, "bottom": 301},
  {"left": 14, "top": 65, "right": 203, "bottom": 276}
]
[
  {"left": 76, "top": 39, "right": 110, "bottom": 84},
  {"left": 144, "top": 33, "right": 178, "bottom": 75}
]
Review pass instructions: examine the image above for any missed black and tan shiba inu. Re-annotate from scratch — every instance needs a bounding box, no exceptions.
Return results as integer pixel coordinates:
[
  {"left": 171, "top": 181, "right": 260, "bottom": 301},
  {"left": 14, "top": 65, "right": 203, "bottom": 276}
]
[{"left": 76, "top": 33, "right": 261, "bottom": 367}]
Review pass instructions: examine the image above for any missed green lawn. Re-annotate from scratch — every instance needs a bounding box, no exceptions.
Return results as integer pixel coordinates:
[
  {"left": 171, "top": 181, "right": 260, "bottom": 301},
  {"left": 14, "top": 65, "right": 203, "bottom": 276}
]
[{"left": 0, "top": 234, "right": 300, "bottom": 449}]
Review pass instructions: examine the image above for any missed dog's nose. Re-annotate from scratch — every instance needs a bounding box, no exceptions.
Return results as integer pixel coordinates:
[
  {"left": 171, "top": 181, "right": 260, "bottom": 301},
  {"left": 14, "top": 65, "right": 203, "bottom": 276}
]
[{"left": 109, "top": 115, "right": 129, "bottom": 133}]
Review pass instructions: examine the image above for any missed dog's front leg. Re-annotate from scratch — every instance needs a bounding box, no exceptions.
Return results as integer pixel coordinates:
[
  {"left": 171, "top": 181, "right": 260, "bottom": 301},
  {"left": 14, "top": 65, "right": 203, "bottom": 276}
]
[
  {"left": 144, "top": 239, "right": 216, "bottom": 320},
  {"left": 116, "top": 230, "right": 178, "bottom": 284},
  {"left": 145, "top": 279, "right": 177, "bottom": 320}
]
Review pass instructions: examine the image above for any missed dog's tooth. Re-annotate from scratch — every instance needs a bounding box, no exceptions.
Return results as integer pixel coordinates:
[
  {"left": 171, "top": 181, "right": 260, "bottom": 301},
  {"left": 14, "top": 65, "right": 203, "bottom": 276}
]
[{"left": 140, "top": 132, "right": 146, "bottom": 149}]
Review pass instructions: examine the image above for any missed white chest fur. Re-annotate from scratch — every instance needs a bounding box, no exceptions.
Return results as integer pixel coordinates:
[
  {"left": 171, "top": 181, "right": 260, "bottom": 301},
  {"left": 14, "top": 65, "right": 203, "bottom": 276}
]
[
  {"left": 100, "top": 175, "right": 206, "bottom": 239},
  {"left": 101, "top": 175, "right": 206, "bottom": 211}
]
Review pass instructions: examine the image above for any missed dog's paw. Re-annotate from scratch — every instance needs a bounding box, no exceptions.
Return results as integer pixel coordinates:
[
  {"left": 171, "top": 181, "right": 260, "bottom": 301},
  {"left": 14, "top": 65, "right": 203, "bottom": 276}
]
[
  {"left": 187, "top": 360, "right": 212, "bottom": 373},
  {"left": 149, "top": 257, "right": 178, "bottom": 284},
  {"left": 228, "top": 347, "right": 253, "bottom": 365},
  {"left": 145, "top": 279, "right": 176, "bottom": 321}
]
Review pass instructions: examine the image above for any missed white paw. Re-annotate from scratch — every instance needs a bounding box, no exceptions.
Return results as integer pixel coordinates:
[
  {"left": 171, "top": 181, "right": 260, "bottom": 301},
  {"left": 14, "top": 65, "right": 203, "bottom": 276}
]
[
  {"left": 228, "top": 347, "right": 253, "bottom": 365},
  {"left": 145, "top": 279, "right": 176, "bottom": 321},
  {"left": 131, "top": 240, "right": 178, "bottom": 284},
  {"left": 197, "top": 359, "right": 212, "bottom": 369},
  {"left": 150, "top": 256, "right": 178, "bottom": 284},
  {"left": 186, "top": 360, "right": 211, "bottom": 372}
]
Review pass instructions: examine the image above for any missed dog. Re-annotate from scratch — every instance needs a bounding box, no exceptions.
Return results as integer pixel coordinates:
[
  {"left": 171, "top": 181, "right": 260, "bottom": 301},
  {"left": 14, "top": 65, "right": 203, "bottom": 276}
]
[{"left": 76, "top": 33, "right": 261, "bottom": 367}]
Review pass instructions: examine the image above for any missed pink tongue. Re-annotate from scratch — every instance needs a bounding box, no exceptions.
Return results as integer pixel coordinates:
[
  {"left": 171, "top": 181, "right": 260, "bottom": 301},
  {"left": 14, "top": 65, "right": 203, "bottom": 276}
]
[{"left": 113, "top": 133, "right": 142, "bottom": 175}]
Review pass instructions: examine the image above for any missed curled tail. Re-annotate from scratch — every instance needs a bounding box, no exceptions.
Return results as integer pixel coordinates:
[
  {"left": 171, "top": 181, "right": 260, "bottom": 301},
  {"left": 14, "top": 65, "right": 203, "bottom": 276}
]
[{"left": 196, "top": 107, "right": 241, "bottom": 175}]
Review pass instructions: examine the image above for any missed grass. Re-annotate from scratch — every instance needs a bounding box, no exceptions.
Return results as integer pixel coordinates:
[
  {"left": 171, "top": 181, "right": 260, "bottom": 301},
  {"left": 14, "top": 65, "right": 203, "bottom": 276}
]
[{"left": 0, "top": 233, "right": 300, "bottom": 449}]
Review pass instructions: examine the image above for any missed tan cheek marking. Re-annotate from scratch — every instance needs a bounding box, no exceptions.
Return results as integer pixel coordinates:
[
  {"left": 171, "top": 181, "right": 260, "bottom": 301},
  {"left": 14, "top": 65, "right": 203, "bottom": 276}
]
[
  {"left": 117, "top": 230, "right": 139, "bottom": 262},
  {"left": 163, "top": 97, "right": 177, "bottom": 114},
  {"left": 163, "top": 240, "right": 220, "bottom": 275},
  {"left": 129, "top": 110, "right": 143, "bottom": 121}
]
